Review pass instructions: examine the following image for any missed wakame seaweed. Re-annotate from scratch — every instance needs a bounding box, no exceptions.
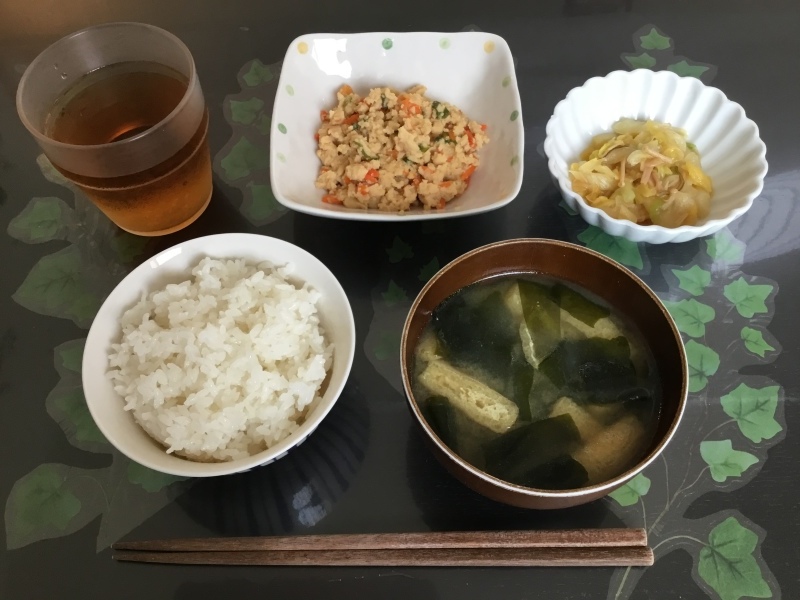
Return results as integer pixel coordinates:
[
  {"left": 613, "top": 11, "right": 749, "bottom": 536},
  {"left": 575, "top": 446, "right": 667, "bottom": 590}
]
[{"left": 431, "top": 289, "right": 519, "bottom": 381}]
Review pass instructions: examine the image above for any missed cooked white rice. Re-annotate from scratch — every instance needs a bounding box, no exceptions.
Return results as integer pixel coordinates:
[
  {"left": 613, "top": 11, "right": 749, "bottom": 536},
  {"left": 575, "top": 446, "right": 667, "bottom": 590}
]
[{"left": 107, "top": 257, "right": 333, "bottom": 462}]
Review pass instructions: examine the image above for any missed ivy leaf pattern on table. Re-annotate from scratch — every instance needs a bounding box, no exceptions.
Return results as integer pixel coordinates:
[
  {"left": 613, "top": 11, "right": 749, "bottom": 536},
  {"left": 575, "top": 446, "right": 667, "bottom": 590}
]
[
  {"left": 382, "top": 280, "right": 408, "bottom": 306},
  {"left": 673, "top": 265, "right": 712, "bottom": 296},
  {"left": 418, "top": 257, "right": 440, "bottom": 282},
  {"left": 639, "top": 27, "right": 672, "bottom": 50},
  {"left": 386, "top": 236, "right": 414, "bottom": 263},
  {"left": 215, "top": 59, "right": 287, "bottom": 226},
  {"left": 724, "top": 277, "right": 773, "bottom": 318},
  {"left": 7, "top": 197, "right": 75, "bottom": 243},
  {"left": 699, "top": 440, "right": 758, "bottom": 483},
  {"left": 4, "top": 157, "right": 189, "bottom": 552},
  {"left": 706, "top": 229, "right": 746, "bottom": 266},
  {"left": 12, "top": 246, "right": 100, "bottom": 328},
  {"left": 740, "top": 327, "right": 776, "bottom": 358},
  {"left": 608, "top": 474, "right": 651, "bottom": 507},
  {"left": 663, "top": 299, "right": 715, "bottom": 338},
  {"left": 698, "top": 517, "right": 772, "bottom": 600},
  {"left": 621, "top": 23, "right": 718, "bottom": 83},
  {"left": 576, "top": 226, "right": 644, "bottom": 269},
  {"left": 685, "top": 340, "right": 720, "bottom": 393},
  {"left": 720, "top": 384, "right": 782, "bottom": 444},
  {"left": 601, "top": 224, "right": 783, "bottom": 600}
]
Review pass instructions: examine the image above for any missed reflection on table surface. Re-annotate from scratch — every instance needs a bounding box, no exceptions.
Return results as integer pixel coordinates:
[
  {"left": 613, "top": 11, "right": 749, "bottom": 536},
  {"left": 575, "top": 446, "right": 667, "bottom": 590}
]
[{"left": 1, "top": 2, "right": 798, "bottom": 600}]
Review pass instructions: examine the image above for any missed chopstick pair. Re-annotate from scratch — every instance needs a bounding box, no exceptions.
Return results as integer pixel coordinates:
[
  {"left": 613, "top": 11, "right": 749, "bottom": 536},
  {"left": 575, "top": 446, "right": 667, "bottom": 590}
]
[{"left": 112, "top": 529, "right": 653, "bottom": 567}]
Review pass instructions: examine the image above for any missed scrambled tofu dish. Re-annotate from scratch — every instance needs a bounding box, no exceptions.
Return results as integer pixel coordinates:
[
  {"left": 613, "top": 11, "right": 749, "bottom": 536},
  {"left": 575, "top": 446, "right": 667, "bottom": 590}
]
[{"left": 315, "top": 84, "right": 489, "bottom": 212}]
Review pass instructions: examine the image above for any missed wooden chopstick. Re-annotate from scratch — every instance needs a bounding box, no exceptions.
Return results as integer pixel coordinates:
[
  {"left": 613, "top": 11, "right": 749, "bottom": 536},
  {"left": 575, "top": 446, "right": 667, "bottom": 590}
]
[
  {"left": 112, "top": 529, "right": 653, "bottom": 568},
  {"left": 113, "top": 528, "right": 647, "bottom": 552},
  {"left": 113, "top": 546, "right": 654, "bottom": 567}
]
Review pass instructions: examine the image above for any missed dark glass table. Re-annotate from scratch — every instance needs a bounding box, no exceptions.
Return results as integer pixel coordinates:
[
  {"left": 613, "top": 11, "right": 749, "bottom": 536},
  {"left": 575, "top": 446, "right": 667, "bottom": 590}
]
[{"left": 1, "top": 2, "right": 798, "bottom": 598}]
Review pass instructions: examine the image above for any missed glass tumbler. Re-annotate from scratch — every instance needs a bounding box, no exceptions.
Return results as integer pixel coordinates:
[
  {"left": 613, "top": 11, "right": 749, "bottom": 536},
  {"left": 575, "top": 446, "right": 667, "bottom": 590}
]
[{"left": 16, "top": 22, "right": 213, "bottom": 236}]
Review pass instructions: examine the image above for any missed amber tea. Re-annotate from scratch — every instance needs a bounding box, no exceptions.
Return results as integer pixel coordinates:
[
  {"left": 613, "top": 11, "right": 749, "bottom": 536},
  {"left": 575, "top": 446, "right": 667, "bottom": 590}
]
[
  {"left": 17, "top": 24, "right": 211, "bottom": 236},
  {"left": 43, "top": 61, "right": 212, "bottom": 235}
]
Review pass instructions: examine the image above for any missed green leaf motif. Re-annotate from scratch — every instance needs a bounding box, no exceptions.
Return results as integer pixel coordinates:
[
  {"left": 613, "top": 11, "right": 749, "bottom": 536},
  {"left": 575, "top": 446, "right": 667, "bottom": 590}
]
[
  {"left": 700, "top": 440, "right": 758, "bottom": 483},
  {"left": 242, "top": 60, "right": 275, "bottom": 86},
  {"left": 720, "top": 384, "right": 781, "bottom": 443},
  {"left": 57, "top": 339, "right": 85, "bottom": 373},
  {"left": 229, "top": 97, "right": 265, "bottom": 125},
  {"left": 5, "top": 464, "right": 81, "bottom": 548},
  {"left": 740, "top": 327, "right": 775, "bottom": 358},
  {"left": 706, "top": 229, "right": 746, "bottom": 265},
  {"left": 685, "top": 339, "right": 720, "bottom": 392},
  {"left": 419, "top": 258, "right": 440, "bottom": 282},
  {"left": 127, "top": 462, "right": 187, "bottom": 493},
  {"left": 374, "top": 330, "right": 401, "bottom": 361},
  {"left": 672, "top": 265, "right": 711, "bottom": 297},
  {"left": 697, "top": 517, "right": 772, "bottom": 600},
  {"left": 723, "top": 277, "right": 772, "bottom": 318},
  {"left": 663, "top": 299, "right": 715, "bottom": 338},
  {"left": 668, "top": 60, "right": 710, "bottom": 79},
  {"left": 609, "top": 473, "right": 651, "bottom": 507},
  {"left": 386, "top": 236, "right": 414, "bottom": 263},
  {"left": 624, "top": 52, "right": 657, "bottom": 69},
  {"left": 639, "top": 28, "right": 671, "bottom": 50},
  {"left": 382, "top": 280, "right": 408, "bottom": 306},
  {"left": 12, "top": 246, "right": 100, "bottom": 325},
  {"left": 52, "top": 388, "right": 106, "bottom": 445},
  {"left": 559, "top": 199, "right": 578, "bottom": 216},
  {"left": 7, "top": 196, "right": 72, "bottom": 243},
  {"left": 244, "top": 183, "right": 281, "bottom": 221},
  {"left": 577, "top": 226, "right": 643, "bottom": 269},
  {"left": 220, "top": 136, "right": 269, "bottom": 181},
  {"left": 111, "top": 234, "right": 149, "bottom": 265},
  {"left": 254, "top": 113, "right": 271, "bottom": 135}
]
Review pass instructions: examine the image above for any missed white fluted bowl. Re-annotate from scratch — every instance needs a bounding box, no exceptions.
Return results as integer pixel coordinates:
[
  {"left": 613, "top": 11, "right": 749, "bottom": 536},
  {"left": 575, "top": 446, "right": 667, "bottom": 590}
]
[{"left": 544, "top": 69, "right": 768, "bottom": 244}]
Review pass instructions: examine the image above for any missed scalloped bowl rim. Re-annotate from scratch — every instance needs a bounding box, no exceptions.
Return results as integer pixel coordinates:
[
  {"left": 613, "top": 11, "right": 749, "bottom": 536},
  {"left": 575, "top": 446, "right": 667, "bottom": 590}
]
[{"left": 544, "top": 69, "right": 768, "bottom": 242}]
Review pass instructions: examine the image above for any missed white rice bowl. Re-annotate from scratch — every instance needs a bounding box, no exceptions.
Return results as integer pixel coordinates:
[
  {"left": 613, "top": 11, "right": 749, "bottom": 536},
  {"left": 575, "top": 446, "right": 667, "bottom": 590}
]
[{"left": 107, "top": 257, "right": 333, "bottom": 462}]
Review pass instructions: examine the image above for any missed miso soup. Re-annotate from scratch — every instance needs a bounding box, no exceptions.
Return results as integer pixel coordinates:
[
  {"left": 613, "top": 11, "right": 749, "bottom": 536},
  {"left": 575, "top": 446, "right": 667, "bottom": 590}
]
[{"left": 412, "top": 274, "right": 662, "bottom": 490}]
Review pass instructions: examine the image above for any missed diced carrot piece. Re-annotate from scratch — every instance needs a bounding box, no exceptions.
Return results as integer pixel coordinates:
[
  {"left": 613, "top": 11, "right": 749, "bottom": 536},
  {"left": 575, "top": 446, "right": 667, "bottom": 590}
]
[
  {"left": 342, "top": 114, "right": 359, "bottom": 125},
  {"left": 357, "top": 184, "right": 369, "bottom": 196},
  {"left": 339, "top": 84, "right": 353, "bottom": 96},
  {"left": 314, "top": 133, "right": 320, "bottom": 141},
  {"left": 437, "top": 198, "right": 447, "bottom": 209},
  {"left": 461, "top": 165, "right": 477, "bottom": 180},
  {"left": 343, "top": 176, "right": 351, "bottom": 184},
  {"left": 440, "top": 180, "right": 453, "bottom": 188},
  {"left": 322, "top": 194, "right": 342, "bottom": 205},
  {"left": 320, "top": 110, "right": 329, "bottom": 122},
  {"left": 390, "top": 149, "right": 399, "bottom": 159},
  {"left": 364, "top": 168, "right": 379, "bottom": 184},
  {"left": 465, "top": 128, "right": 476, "bottom": 148},
  {"left": 399, "top": 97, "right": 421, "bottom": 116},
  {"left": 413, "top": 178, "right": 421, "bottom": 187},
  {"left": 480, "top": 123, "right": 488, "bottom": 131}
]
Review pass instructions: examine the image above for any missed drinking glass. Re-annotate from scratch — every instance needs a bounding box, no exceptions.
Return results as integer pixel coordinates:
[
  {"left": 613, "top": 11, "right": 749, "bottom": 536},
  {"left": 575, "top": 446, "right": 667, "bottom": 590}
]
[{"left": 16, "top": 22, "right": 212, "bottom": 236}]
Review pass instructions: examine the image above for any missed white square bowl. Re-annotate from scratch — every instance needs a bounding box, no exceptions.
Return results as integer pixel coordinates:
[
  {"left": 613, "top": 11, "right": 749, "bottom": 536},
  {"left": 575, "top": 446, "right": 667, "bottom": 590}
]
[
  {"left": 544, "top": 69, "right": 768, "bottom": 244},
  {"left": 270, "top": 32, "right": 524, "bottom": 221}
]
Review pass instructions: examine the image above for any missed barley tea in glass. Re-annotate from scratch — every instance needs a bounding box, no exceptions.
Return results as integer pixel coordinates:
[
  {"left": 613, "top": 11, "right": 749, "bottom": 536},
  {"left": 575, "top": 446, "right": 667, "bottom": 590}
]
[{"left": 16, "top": 22, "right": 212, "bottom": 236}]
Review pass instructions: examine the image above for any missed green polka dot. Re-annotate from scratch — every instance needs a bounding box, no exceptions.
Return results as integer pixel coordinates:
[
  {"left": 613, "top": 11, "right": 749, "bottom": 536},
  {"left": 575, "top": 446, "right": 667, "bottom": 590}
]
[
  {"left": 278, "top": 123, "right": 287, "bottom": 134},
  {"left": 502, "top": 75, "right": 512, "bottom": 88},
  {"left": 439, "top": 38, "right": 451, "bottom": 49},
  {"left": 286, "top": 85, "right": 294, "bottom": 96},
  {"left": 382, "top": 38, "right": 393, "bottom": 50},
  {"left": 510, "top": 155, "right": 519, "bottom": 166},
  {"left": 277, "top": 153, "right": 286, "bottom": 163},
  {"left": 510, "top": 110, "right": 519, "bottom": 122}
]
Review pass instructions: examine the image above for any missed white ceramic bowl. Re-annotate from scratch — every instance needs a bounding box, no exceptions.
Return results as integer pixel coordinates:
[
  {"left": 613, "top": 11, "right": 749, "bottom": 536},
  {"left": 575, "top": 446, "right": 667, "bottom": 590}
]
[
  {"left": 544, "top": 69, "right": 768, "bottom": 244},
  {"left": 270, "top": 31, "right": 524, "bottom": 221},
  {"left": 82, "top": 233, "right": 356, "bottom": 477}
]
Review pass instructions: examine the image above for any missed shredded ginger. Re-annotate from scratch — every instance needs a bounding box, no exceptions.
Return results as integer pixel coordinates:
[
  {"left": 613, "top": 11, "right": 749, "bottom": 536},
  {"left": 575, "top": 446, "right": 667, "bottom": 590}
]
[{"left": 568, "top": 118, "right": 713, "bottom": 228}]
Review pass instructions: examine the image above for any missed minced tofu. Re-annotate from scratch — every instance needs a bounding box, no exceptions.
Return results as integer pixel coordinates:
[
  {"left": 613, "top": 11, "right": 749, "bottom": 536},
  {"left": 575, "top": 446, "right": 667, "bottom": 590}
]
[{"left": 314, "top": 84, "right": 489, "bottom": 212}]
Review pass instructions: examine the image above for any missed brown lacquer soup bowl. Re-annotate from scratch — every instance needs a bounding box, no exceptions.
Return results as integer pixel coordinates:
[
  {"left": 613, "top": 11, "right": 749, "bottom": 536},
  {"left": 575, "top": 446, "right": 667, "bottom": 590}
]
[{"left": 400, "top": 239, "right": 687, "bottom": 510}]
